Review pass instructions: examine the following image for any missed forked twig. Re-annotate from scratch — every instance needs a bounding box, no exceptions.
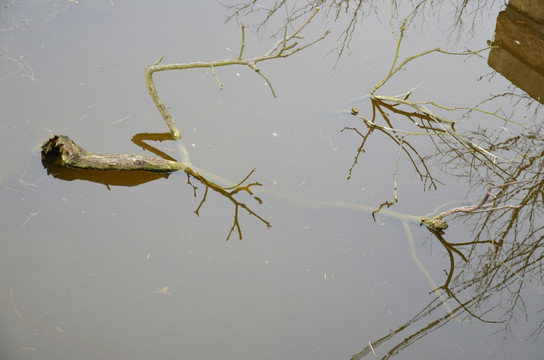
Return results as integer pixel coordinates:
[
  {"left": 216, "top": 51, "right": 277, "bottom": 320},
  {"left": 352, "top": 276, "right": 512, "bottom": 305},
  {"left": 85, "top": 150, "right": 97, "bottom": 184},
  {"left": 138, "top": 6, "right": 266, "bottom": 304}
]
[{"left": 145, "top": 7, "right": 329, "bottom": 140}]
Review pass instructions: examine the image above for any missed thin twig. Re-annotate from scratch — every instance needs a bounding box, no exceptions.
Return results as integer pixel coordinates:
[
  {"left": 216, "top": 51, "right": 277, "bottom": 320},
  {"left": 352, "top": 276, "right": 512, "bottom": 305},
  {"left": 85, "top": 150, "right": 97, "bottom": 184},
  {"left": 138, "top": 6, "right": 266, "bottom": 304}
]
[
  {"left": 238, "top": 23, "right": 246, "bottom": 59},
  {"left": 10, "top": 288, "right": 23, "bottom": 321},
  {"left": 145, "top": 6, "right": 328, "bottom": 140},
  {"left": 437, "top": 178, "right": 544, "bottom": 219}
]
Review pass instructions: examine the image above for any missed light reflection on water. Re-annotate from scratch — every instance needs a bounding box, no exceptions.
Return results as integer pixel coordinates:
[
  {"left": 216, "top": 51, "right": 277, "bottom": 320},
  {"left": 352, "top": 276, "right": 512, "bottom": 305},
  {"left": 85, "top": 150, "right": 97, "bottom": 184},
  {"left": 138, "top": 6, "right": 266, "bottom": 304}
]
[{"left": 1, "top": 1, "right": 543, "bottom": 359}]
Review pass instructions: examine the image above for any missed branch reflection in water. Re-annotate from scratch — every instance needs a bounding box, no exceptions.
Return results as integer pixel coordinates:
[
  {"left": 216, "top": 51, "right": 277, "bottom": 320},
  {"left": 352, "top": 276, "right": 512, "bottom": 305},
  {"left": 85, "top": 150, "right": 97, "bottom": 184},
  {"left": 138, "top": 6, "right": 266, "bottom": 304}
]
[
  {"left": 31, "top": 0, "right": 544, "bottom": 358},
  {"left": 41, "top": 133, "right": 269, "bottom": 241},
  {"left": 40, "top": 8, "right": 329, "bottom": 240},
  {"left": 227, "top": 0, "right": 544, "bottom": 358}
]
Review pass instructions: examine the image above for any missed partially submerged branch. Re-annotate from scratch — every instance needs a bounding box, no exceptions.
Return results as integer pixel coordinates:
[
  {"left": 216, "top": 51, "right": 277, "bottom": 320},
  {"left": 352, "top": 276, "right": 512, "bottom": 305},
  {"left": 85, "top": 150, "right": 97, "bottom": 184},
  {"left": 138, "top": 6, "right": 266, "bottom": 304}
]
[
  {"left": 42, "top": 135, "right": 185, "bottom": 172},
  {"left": 419, "top": 177, "right": 544, "bottom": 231},
  {"left": 345, "top": 5, "right": 527, "bottom": 223},
  {"left": 435, "top": 178, "right": 544, "bottom": 219},
  {"left": 362, "top": 16, "right": 512, "bottom": 165},
  {"left": 370, "top": 46, "right": 491, "bottom": 96},
  {"left": 41, "top": 8, "right": 327, "bottom": 240},
  {"left": 41, "top": 135, "right": 270, "bottom": 240},
  {"left": 145, "top": 6, "right": 329, "bottom": 140}
]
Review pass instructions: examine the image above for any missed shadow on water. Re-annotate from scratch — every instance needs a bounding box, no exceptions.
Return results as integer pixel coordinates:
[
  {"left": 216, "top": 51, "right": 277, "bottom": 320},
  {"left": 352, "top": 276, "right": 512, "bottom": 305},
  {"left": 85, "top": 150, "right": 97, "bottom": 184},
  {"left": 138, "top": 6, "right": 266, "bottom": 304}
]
[
  {"left": 42, "top": 158, "right": 170, "bottom": 188},
  {"left": 40, "top": 133, "right": 175, "bottom": 189},
  {"left": 41, "top": 128, "right": 271, "bottom": 241}
]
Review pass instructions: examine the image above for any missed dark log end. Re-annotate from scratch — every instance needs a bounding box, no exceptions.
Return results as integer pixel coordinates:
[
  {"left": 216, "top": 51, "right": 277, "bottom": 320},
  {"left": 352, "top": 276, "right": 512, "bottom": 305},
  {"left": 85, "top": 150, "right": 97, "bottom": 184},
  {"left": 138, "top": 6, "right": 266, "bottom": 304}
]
[{"left": 41, "top": 135, "right": 87, "bottom": 160}]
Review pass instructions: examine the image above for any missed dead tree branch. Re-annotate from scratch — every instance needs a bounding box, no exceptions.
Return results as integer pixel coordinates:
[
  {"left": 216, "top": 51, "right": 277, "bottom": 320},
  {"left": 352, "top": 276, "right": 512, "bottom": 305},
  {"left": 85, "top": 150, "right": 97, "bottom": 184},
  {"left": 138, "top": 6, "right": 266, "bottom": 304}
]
[
  {"left": 436, "top": 178, "right": 544, "bottom": 219},
  {"left": 41, "top": 135, "right": 270, "bottom": 240},
  {"left": 145, "top": 6, "right": 329, "bottom": 140}
]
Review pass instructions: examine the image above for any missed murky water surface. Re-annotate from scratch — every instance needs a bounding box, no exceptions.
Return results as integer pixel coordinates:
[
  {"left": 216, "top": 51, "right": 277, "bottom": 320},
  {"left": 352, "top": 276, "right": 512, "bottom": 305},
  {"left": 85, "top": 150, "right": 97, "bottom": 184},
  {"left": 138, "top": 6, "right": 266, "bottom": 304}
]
[{"left": 2, "top": 1, "right": 543, "bottom": 359}]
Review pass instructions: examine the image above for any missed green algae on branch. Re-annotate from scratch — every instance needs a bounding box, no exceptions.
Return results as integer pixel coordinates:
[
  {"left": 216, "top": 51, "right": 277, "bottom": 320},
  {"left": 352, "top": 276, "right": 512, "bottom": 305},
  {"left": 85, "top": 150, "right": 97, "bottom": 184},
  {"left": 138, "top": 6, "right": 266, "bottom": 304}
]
[
  {"left": 420, "top": 217, "right": 448, "bottom": 231},
  {"left": 41, "top": 135, "right": 186, "bottom": 172},
  {"left": 41, "top": 135, "right": 270, "bottom": 241}
]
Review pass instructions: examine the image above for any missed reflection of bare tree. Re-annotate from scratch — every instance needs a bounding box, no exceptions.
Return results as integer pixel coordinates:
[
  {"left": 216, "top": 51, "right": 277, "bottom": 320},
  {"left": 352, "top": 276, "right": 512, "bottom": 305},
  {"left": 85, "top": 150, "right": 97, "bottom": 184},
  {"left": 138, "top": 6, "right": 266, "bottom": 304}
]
[
  {"left": 344, "top": 98, "right": 443, "bottom": 186},
  {"left": 348, "top": 164, "right": 544, "bottom": 359},
  {"left": 226, "top": 0, "right": 505, "bottom": 63},
  {"left": 226, "top": 0, "right": 383, "bottom": 62},
  {"left": 227, "top": 0, "right": 544, "bottom": 356},
  {"left": 454, "top": 102, "right": 544, "bottom": 338},
  {"left": 352, "top": 186, "right": 544, "bottom": 358},
  {"left": 345, "top": 3, "right": 544, "bottom": 358},
  {"left": 342, "top": 99, "right": 442, "bottom": 214}
]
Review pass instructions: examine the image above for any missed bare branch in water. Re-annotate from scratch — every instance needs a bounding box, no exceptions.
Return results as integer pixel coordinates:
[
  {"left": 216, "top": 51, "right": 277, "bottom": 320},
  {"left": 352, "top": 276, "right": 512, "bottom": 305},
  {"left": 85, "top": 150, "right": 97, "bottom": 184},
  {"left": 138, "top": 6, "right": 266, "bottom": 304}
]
[
  {"left": 41, "top": 135, "right": 270, "bottom": 240},
  {"left": 145, "top": 6, "right": 329, "bottom": 140}
]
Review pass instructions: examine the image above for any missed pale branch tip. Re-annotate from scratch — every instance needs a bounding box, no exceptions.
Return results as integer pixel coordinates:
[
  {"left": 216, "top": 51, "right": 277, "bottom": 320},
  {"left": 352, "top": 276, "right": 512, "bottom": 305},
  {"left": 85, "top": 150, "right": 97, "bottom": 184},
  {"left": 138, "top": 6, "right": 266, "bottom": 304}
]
[
  {"left": 154, "top": 56, "right": 164, "bottom": 65},
  {"left": 238, "top": 23, "right": 246, "bottom": 60},
  {"left": 427, "top": 178, "right": 544, "bottom": 224}
]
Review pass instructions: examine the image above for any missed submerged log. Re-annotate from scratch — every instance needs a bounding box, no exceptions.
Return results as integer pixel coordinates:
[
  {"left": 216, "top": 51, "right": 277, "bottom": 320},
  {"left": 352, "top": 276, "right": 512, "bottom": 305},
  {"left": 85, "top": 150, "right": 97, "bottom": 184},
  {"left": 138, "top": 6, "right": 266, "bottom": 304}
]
[{"left": 41, "top": 135, "right": 185, "bottom": 173}]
